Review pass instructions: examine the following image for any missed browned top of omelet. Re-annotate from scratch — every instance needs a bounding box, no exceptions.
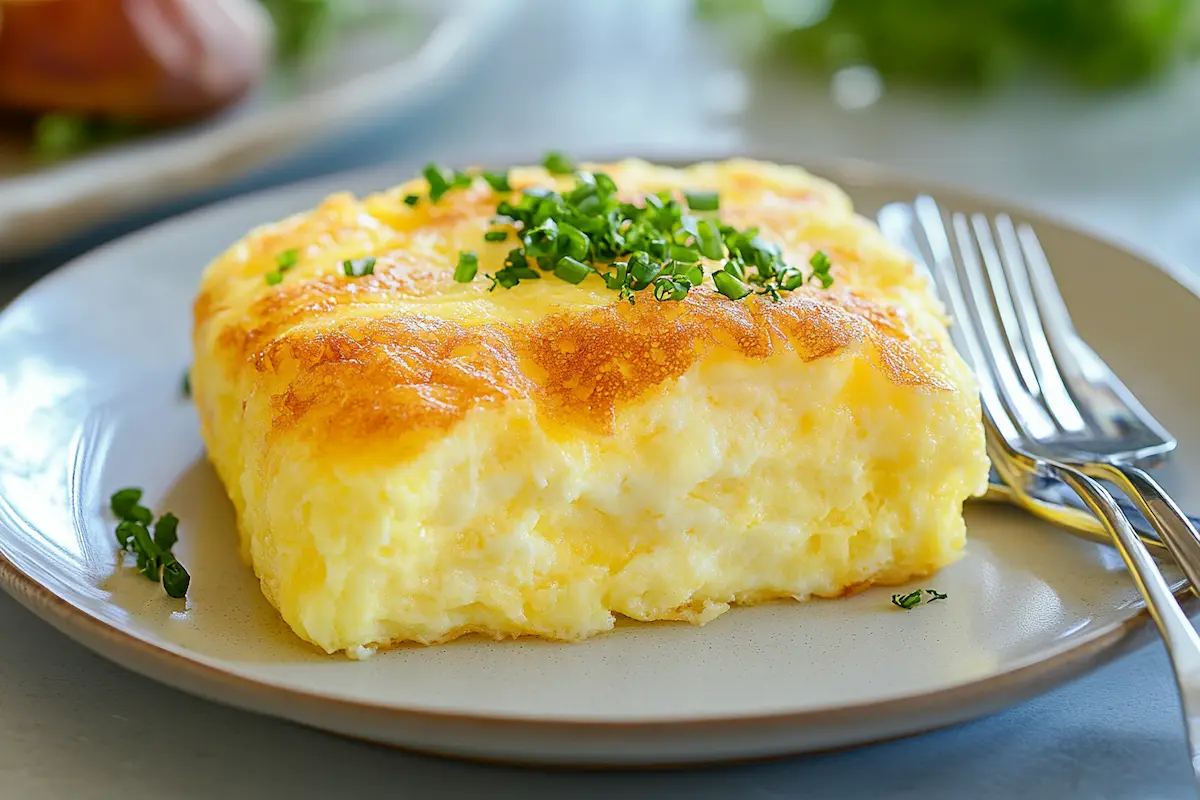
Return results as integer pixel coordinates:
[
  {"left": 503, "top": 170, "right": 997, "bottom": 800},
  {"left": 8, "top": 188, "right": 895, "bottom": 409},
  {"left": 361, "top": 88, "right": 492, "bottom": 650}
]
[{"left": 193, "top": 158, "right": 958, "bottom": 445}]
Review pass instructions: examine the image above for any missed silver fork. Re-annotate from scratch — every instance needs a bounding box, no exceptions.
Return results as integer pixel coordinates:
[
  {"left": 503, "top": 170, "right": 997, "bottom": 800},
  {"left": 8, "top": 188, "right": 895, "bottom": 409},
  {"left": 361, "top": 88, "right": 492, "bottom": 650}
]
[
  {"left": 878, "top": 199, "right": 1200, "bottom": 590},
  {"left": 900, "top": 199, "right": 1200, "bottom": 786}
]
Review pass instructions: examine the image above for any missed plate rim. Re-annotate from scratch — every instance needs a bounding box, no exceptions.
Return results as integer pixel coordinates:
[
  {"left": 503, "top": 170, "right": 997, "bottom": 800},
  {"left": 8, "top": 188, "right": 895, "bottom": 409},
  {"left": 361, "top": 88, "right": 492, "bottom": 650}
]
[
  {"left": 1, "top": 545, "right": 1189, "bottom": 733},
  {"left": 0, "top": 147, "right": 1195, "bottom": 751}
]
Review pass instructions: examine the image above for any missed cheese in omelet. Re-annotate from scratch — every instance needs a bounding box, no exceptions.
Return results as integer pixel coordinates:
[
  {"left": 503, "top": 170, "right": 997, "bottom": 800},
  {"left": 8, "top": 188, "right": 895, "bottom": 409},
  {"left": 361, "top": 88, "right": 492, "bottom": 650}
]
[{"left": 191, "top": 158, "right": 989, "bottom": 657}]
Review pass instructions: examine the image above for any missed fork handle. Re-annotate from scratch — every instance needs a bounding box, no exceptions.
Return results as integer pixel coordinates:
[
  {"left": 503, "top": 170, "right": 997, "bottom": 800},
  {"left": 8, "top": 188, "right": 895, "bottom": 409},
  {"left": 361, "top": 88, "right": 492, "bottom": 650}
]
[
  {"left": 1086, "top": 464, "right": 1200, "bottom": 597},
  {"left": 1053, "top": 463, "right": 1200, "bottom": 778}
]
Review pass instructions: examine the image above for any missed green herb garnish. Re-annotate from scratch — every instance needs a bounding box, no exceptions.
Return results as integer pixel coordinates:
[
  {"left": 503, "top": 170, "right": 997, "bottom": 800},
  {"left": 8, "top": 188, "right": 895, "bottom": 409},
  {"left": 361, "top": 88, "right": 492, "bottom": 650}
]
[
  {"left": 891, "top": 590, "right": 924, "bottom": 610},
  {"left": 423, "top": 163, "right": 455, "bottom": 203},
  {"left": 109, "top": 489, "right": 190, "bottom": 599},
  {"left": 713, "top": 270, "right": 752, "bottom": 300},
  {"left": 810, "top": 250, "right": 834, "bottom": 289},
  {"left": 685, "top": 190, "right": 720, "bottom": 211},
  {"left": 265, "top": 248, "right": 300, "bottom": 285},
  {"left": 153, "top": 513, "right": 180, "bottom": 551},
  {"left": 181, "top": 369, "right": 191, "bottom": 398},
  {"left": 554, "top": 256, "right": 593, "bottom": 285},
  {"left": 891, "top": 588, "right": 947, "bottom": 610},
  {"left": 482, "top": 172, "right": 512, "bottom": 192},
  {"left": 126, "top": 505, "right": 153, "bottom": 525},
  {"left": 162, "top": 560, "right": 191, "bottom": 599},
  {"left": 413, "top": 151, "right": 835, "bottom": 304},
  {"left": 276, "top": 249, "right": 299, "bottom": 271},
  {"left": 653, "top": 276, "right": 691, "bottom": 301},
  {"left": 342, "top": 257, "right": 376, "bottom": 278},
  {"left": 110, "top": 487, "right": 142, "bottom": 519},
  {"left": 403, "top": 194, "right": 421, "bottom": 207},
  {"left": 454, "top": 252, "right": 479, "bottom": 283},
  {"left": 543, "top": 150, "right": 576, "bottom": 175}
]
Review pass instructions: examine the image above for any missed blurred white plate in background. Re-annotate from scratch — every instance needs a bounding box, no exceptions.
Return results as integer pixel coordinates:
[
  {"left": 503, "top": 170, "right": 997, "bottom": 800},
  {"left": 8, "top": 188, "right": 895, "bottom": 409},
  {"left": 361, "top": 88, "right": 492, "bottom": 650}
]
[{"left": 0, "top": 0, "right": 517, "bottom": 258}]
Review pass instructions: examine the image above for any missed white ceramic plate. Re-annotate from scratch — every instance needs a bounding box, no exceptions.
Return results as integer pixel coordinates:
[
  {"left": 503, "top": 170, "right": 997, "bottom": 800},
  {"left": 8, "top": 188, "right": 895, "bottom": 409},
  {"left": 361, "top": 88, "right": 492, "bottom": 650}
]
[
  {"left": 0, "top": 0, "right": 516, "bottom": 258},
  {"left": 0, "top": 152, "right": 1196, "bottom": 767}
]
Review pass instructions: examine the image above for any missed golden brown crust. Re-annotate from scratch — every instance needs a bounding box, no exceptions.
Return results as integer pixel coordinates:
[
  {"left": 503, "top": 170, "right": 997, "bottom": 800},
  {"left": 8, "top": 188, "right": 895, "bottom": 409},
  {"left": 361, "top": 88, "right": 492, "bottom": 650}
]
[
  {"left": 255, "top": 287, "right": 950, "bottom": 448},
  {"left": 194, "top": 159, "right": 956, "bottom": 454}
]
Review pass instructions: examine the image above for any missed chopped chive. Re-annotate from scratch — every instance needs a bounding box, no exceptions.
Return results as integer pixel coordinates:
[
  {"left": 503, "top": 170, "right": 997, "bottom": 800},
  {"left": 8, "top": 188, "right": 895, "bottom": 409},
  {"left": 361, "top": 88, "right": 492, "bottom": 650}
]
[
  {"left": 554, "top": 256, "right": 592, "bottom": 285},
  {"left": 482, "top": 171, "right": 512, "bottom": 192},
  {"left": 181, "top": 369, "right": 191, "bottom": 398},
  {"left": 265, "top": 271, "right": 284, "bottom": 285},
  {"left": 487, "top": 269, "right": 521, "bottom": 291},
  {"left": 403, "top": 156, "right": 827, "bottom": 305},
  {"left": 594, "top": 172, "right": 618, "bottom": 197},
  {"left": 810, "top": 249, "right": 833, "bottom": 288},
  {"left": 653, "top": 276, "right": 690, "bottom": 302},
  {"left": 668, "top": 244, "right": 700, "bottom": 263},
  {"left": 127, "top": 505, "right": 153, "bottom": 525},
  {"left": 628, "top": 252, "right": 662, "bottom": 289},
  {"left": 604, "top": 261, "right": 630, "bottom": 291},
  {"left": 891, "top": 590, "right": 924, "bottom": 610},
  {"left": 342, "top": 257, "right": 376, "bottom": 278},
  {"left": 153, "top": 512, "right": 180, "bottom": 551},
  {"left": 926, "top": 588, "right": 948, "bottom": 602},
  {"left": 508, "top": 265, "right": 541, "bottom": 280},
  {"left": 455, "top": 251, "right": 479, "bottom": 282},
  {"left": 108, "top": 491, "right": 189, "bottom": 598},
  {"left": 523, "top": 219, "right": 559, "bottom": 258},
  {"left": 115, "top": 520, "right": 141, "bottom": 550},
  {"left": 779, "top": 268, "right": 805, "bottom": 291},
  {"left": 162, "top": 561, "right": 190, "bottom": 598},
  {"left": 696, "top": 220, "right": 725, "bottom": 260},
  {"left": 111, "top": 488, "right": 143, "bottom": 519},
  {"left": 275, "top": 249, "right": 299, "bottom": 270},
  {"left": 557, "top": 223, "right": 590, "bottom": 261},
  {"left": 713, "top": 270, "right": 752, "bottom": 300},
  {"left": 423, "top": 162, "right": 454, "bottom": 202},
  {"left": 673, "top": 262, "right": 704, "bottom": 286},
  {"left": 543, "top": 150, "right": 576, "bottom": 175},
  {"left": 685, "top": 190, "right": 720, "bottom": 211},
  {"left": 130, "top": 524, "right": 160, "bottom": 580},
  {"left": 504, "top": 249, "right": 529, "bottom": 271},
  {"left": 403, "top": 194, "right": 421, "bottom": 206}
]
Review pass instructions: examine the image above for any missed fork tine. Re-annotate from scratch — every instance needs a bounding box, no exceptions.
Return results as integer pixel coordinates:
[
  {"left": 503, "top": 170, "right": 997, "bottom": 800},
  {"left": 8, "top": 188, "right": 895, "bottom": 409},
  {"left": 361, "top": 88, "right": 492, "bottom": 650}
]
[
  {"left": 910, "top": 197, "right": 1021, "bottom": 444},
  {"left": 1012, "top": 221, "right": 1082, "bottom": 360},
  {"left": 882, "top": 201, "right": 967, "bottom": 356},
  {"left": 992, "top": 215, "right": 1087, "bottom": 432},
  {"left": 947, "top": 207, "right": 1058, "bottom": 441},
  {"left": 1017, "top": 222, "right": 1175, "bottom": 448},
  {"left": 970, "top": 213, "right": 1041, "bottom": 400}
]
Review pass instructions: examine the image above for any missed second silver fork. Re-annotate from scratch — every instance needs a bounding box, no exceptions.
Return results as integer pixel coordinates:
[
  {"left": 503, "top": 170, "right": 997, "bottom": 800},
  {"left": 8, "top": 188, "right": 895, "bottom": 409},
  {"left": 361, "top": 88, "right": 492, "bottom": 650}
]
[
  {"left": 880, "top": 198, "right": 1200, "bottom": 592},
  {"left": 888, "top": 197, "right": 1200, "bottom": 787}
]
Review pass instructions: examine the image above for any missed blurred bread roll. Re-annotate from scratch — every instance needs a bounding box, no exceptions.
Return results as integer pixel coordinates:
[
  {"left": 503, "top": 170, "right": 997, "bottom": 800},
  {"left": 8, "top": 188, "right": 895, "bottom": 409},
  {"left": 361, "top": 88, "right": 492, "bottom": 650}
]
[{"left": 0, "top": 0, "right": 273, "bottom": 122}]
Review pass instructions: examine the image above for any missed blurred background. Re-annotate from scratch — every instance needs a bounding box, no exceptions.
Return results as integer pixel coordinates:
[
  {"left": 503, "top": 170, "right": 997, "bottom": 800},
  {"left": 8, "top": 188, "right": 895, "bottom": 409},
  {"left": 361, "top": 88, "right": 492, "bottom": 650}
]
[{"left": 1, "top": 0, "right": 1198, "bottom": 282}]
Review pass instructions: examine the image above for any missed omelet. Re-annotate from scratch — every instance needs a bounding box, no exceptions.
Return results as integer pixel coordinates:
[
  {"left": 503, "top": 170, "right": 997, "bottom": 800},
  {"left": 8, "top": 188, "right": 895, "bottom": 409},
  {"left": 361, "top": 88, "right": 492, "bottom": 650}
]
[{"left": 191, "top": 158, "right": 989, "bottom": 657}]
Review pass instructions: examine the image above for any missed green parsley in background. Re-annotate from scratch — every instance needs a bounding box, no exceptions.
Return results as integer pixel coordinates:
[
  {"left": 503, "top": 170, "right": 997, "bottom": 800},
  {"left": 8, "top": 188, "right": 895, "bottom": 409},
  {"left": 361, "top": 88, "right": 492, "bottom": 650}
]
[
  {"left": 695, "top": 0, "right": 1200, "bottom": 89},
  {"left": 260, "top": 0, "right": 335, "bottom": 62}
]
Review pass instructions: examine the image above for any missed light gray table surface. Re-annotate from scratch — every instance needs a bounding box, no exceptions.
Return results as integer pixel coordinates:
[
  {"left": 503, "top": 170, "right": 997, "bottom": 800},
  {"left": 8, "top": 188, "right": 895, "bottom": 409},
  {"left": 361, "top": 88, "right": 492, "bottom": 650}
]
[{"left": 3, "top": 2, "right": 1200, "bottom": 797}]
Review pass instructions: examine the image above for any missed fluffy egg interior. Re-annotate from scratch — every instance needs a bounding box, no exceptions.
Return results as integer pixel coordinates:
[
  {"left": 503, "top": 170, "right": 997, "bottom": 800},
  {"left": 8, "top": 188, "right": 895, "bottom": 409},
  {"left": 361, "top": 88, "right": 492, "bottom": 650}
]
[{"left": 191, "top": 158, "right": 990, "bottom": 656}]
